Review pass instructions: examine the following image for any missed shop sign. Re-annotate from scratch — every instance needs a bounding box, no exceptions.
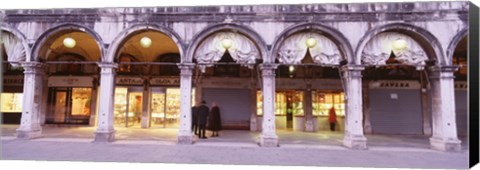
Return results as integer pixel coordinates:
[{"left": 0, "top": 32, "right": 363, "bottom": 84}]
[
  {"left": 116, "top": 77, "right": 144, "bottom": 85},
  {"left": 3, "top": 76, "right": 24, "bottom": 86},
  {"left": 276, "top": 79, "right": 304, "bottom": 89},
  {"left": 202, "top": 78, "right": 250, "bottom": 88},
  {"left": 454, "top": 82, "right": 467, "bottom": 90},
  {"left": 150, "top": 77, "right": 180, "bottom": 86},
  {"left": 48, "top": 76, "right": 93, "bottom": 87},
  {"left": 311, "top": 79, "right": 343, "bottom": 90},
  {"left": 369, "top": 80, "right": 421, "bottom": 89}
]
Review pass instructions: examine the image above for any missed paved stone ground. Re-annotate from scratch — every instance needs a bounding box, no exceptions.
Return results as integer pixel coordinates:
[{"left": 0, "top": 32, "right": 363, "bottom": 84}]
[{"left": 0, "top": 125, "right": 470, "bottom": 169}]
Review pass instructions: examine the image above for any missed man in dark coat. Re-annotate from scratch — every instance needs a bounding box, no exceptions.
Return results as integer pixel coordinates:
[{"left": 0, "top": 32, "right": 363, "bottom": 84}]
[
  {"left": 196, "top": 100, "right": 209, "bottom": 139},
  {"left": 208, "top": 102, "right": 222, "bottom": 137},
  {"left": 191, "top": 105, "right": 198, "bottom": 135},
  {"left": 328, "top": 107, "right": 337, "bottom": 131}
]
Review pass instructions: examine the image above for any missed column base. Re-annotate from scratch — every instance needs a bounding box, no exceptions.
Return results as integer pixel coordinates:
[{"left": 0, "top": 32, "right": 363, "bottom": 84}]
[
  {"left": 260, "top": 134, "right": 278, "bottom": 147},
  {"left": 343, "top": 135, "right": 367, "bottom": 150},
  {"left": 430, "top": 137, "right": 461, "bottom": 152},
  {"left": 141, "top": 116, "right": 150, "bottom": 128},
  {"left": 16, "top": 129, "right": 42, "bottom": 139},
  {"left": 305, "top": 120, "right": 316, "bottom": 132},
  {"left": 177, "top": 134, "right": 193, "bottom": 144},
  {"left": 94, "top": 130, "right": 115, "bottom": 143}
]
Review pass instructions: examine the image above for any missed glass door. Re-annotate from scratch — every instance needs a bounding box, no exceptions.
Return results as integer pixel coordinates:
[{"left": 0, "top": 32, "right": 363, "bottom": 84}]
[
  {"left": 53, "top": 91, "right": 68, "bottom": 123},
  {"left": 127, "top": 91, "right": 143, "bottom": 127}
]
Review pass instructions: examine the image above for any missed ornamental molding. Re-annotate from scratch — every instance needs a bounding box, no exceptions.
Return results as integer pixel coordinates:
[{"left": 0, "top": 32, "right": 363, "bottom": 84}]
[
  {"left": 277, "top": 32, "right": 342, "bottom": 65},
  {"left": 361, "top": 32, "right": 428, "bottom": 67},
  {"left": 194, "top": 31, "right": 260, "bottom": 72}
]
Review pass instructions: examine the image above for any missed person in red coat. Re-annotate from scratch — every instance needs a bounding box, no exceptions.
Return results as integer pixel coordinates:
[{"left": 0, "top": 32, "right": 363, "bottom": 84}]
[
  {"left": 208, "top": 102, "right": 222, "bottom": 137},
  {"left": 328, "top": 107, "right": 337, "bottom": 131}
]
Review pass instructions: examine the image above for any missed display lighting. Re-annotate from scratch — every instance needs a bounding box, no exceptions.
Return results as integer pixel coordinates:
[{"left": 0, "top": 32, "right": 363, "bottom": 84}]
[
  {"left": 221, "top": 38, "right": 233, "bottom": 49},
  {"left": 392, "top": 38, "right": 408, "bottom": 51},
  {"left": 63, "top": 37, "right": 76, "bottom": 48},
  {"left": 140, "top": 36, "right": 152, "bottom": 48},
  {"left": 306, "top": 37, "right": 317, "bottom": 48}
]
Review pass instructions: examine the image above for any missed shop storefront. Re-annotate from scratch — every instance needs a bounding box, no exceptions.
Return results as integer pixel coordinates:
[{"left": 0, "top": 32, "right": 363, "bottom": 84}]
[
  {"left": 46, "top": 76, "right": 95, "bottom": 125},
  {"left": 201, "top": 77, "right": 253, "bottom": 130},
  {"left": 149, "top": 77, "right": 184, "bottom": 128},
  {"left": 368, "top": 80, "right": 423, "bottom": 135},
  {"left": 256, "top": 78, "right": 345, "bottom": 132},
  {"left": 114, "top": 76, "right": 190, "bottom": 128},
  {"left": 1, "top": 76, "right": 24, "bottom": 124}
]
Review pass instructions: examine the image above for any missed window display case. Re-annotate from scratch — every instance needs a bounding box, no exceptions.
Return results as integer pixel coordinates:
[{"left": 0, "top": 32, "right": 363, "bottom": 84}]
[
  {"left": 291, "top": 91, "right": 304, "bottom": 116},
  {"left": 312, "top": 91, "right": 345, "bottom": 116},
  {"left": 114, "top": 87, "right": 128, "bottom": 125},
  {"left": 275, "top": 92, "right": 287, "bottom": 116},
  {"left": 1, "top": 93, "right": 23, "bottom": 112},
  {"left": 70, "top": 88, "right": 92, "bottom": 116}
]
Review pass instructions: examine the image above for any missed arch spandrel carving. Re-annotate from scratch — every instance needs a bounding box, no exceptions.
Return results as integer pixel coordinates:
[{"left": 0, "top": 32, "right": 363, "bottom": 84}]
[
  {"left": 277, "top": 32, "right": 342, "bottom": 65},
  {"left": 194, "top": 31, "right": 260, "bottom": 72},
  {"left": 362, "top": 32, "right": 428, "bottom": 66},
  {"left": 1, "top": 31, "right": 27, "bottom": 67}
]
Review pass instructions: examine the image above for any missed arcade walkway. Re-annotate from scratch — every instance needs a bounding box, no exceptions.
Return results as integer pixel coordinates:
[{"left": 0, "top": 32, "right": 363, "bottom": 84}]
[{"left": 0, "top": 125, "right": 469, "bottom": 151}]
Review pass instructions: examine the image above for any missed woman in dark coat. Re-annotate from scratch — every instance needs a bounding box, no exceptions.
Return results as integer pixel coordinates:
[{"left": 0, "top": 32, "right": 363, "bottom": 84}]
[{"left": 208, "top": 102, "right": 222, "bottom": 137}]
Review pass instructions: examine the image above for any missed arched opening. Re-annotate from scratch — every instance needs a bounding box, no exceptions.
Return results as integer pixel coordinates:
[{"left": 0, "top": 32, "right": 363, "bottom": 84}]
[
  {"left": 271, "top": 30, "right": 347, "bottom": 137},
  {"left": 1, "top": 30, "right": 26, "bottom": 124},
  {"left": 452, "top": 36, "right": 467, "bottom": 138},
  {"left": 36, "top": 30, "right": 102, "bottom": 126},
  {"left": 361, "top": 31, "right": 431, "bottom": 136},
  {"left": 112, "top": 30, "right": 184, "bottom": 131},
  {"left": 191, "top": 29, "right": 262, "bottom": 140}
]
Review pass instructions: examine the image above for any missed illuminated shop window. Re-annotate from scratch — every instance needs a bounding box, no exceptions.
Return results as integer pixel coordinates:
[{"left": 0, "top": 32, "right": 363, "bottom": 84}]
[
  {"left": 70, "top": 88, "right": 92, "bottom": 116},
  {"left": 256, "top": 91, "right": 304, "bottom": 116},
  {"left": 1, "top": 93, "right": 23, "bottom": 112},
  {"left": 114, "top": 87, "right": 128, "bottom": 125},
  {"left": 256, "top": 91, "right": 263, "bottom": 115},
  {"left": 291, "top": 91, "right": 304, "bottom": 116},
  {"left": 312, "top": 91, "right": 345, "bottom": 116}
]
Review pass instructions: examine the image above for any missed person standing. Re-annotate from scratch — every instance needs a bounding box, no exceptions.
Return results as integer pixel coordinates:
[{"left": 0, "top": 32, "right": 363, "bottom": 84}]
[
  {"left": 208, "top": 102, "right": 222, "bottom": 137},
  {"left": 328, "top": 106, "right": 337, "bottom": 131},
  {"left": 191, "top": 104, "right": 198, "bottom": 135},
  {"left": 196, "top": 100, "right": 210, "bottom": 139}
]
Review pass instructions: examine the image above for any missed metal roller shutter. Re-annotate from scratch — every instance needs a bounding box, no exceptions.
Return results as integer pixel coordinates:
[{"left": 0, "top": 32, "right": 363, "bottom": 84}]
[
  {"left": 369, "top": 89, "right": 423, "bottom": 135},
  {"left": 455, "top": 90, "right": 468, "bottom": 137},
  {"left": 202, "top": 88, "right": 251, "bottom": 130}
]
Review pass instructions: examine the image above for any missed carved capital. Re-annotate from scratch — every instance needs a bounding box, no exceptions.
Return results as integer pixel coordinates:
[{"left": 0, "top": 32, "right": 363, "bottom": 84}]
[
  {"left": 21, "top": 62, "right": 45, "bottom": 74},
  {"left": 97, "top": 63, "right": 118, "bottom": 74},
  {"left": 178, "top": 63, "right": 195, "bottom": 76},
  {"left": 428, "top": 65, "right": 459, "bottom": 79},
  {"left": 259, "top": 64, "right": 278, "bottom": 77},
  {"left": 341, "top": 65, "right": 364, "bottom": 79}
]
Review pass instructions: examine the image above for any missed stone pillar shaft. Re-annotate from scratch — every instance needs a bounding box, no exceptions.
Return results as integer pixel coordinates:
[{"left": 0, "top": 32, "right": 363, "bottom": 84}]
[
  {"left": 177, "top": 63, "right": 195, "bottom": 144},
  {"left": 341, "top": 65, "right": 367, "bottom": 150},
  {"left": 304, "top": 84, "right": 315, "bottom": 132},
  {"left": 259, "top": 64, "right": 278, "bottom": 147},
  {"left": 141, "top": 80, "right": 150, "bottom": 128},
  {"left": 94, "top": 63, "right": 117, "bottom": 142},
  {"left": 16, "top": 62, "right": 44, "bottom": 139},
  {"left": 428, "top": 66, "right": 461, "bottom": 151}
]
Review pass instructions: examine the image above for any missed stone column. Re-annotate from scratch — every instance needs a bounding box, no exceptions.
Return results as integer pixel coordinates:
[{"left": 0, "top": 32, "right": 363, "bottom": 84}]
[
  {"left": 362, "top": 81, "right": 372, "bottom": 134},
  {"left": 177, "top": 63, "right": 195, "bottom": 144},
  {"left": 428, "top": 66, "right": 461, "bottom": 151},
  {"left": 40, "top": 74, "right": 49, "bottom": 125},
  {"left": 341, "top": 65, "right": 367, "bottom": 150},
  {"left": 16, "top": 62, "right": 45, "bottom": 139},
  {"left": 259, "top": 64, "right": 278, "bottom": 147},
  {"left": 194, "top": 79, "right": 203, "bottom": 106},
  {"left": 304, "top": 84, "right": 315, "bottom": 132},
  {"left": 421, "top": 88, "right": 432, "bottom": 136},
  {"left": 94, "top": 63, "right": 118, "bottom": 142},
  {"left": 250, "top": 80, "right": 258, "bottom": 132},
  {"left": 141, "top": 79, "right": 150, "bottom": 128}
]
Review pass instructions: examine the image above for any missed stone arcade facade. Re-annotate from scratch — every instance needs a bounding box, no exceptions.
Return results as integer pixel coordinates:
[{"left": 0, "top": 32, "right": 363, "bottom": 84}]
[{"left": 0, "top": 2, "right": 468, "bottom": 151}]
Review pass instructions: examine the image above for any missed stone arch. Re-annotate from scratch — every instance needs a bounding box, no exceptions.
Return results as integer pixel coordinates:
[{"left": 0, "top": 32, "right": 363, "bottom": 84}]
[
  {"left": 1, "top": 24, "right": 31, "bottom": 63},
  {"left": 185, "top": 23, "right": 268, "bottom": 64},
  {"left": 356, "top": 23, "right": 445, "bottom": 66},
  {"left": 31, "top": 23, "right": 105, "bottom": 62},
  {"left": 270, "top": 23, "right": 354, "bottom": 64},
  {"left": 105, "top": 24, "right": 185, "bottom": 63},
  {"left": 447, "top": 27, "right": 468, "bottom": 65}
]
